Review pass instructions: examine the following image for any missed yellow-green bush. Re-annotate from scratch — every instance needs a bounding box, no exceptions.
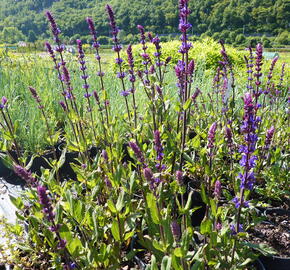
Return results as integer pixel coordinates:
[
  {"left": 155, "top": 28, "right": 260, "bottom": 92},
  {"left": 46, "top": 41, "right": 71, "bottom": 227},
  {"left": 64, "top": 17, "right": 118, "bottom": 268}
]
[{"left": 118, "top": 38, "right": 246, "bottom": 71}]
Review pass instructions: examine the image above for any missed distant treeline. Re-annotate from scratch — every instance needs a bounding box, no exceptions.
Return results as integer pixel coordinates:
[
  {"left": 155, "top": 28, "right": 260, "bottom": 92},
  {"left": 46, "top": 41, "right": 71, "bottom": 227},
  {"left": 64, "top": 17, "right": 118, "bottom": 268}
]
[{"left": 0, "top": 0, "right": 289, "bottom": 46}]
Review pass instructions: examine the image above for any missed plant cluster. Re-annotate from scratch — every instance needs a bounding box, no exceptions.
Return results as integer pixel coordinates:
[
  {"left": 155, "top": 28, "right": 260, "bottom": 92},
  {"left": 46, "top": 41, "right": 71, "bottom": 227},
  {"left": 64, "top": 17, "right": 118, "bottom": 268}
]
[{"left": 0, "top": 0, "right": 289, "bottom": 269}]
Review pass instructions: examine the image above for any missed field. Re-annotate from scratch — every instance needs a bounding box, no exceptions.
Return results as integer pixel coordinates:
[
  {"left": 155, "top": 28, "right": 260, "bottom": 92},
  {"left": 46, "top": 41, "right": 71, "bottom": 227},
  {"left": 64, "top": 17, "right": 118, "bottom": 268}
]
[{"left": 0, "top": 2, "right": 289, "bottom": 270}]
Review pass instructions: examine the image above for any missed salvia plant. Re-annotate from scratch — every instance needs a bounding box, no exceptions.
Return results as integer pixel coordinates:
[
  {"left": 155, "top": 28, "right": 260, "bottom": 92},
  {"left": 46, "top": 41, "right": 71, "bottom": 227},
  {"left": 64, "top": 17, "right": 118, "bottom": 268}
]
[{"left": 0, "top": 0, "right": 289, "bottom": 270}]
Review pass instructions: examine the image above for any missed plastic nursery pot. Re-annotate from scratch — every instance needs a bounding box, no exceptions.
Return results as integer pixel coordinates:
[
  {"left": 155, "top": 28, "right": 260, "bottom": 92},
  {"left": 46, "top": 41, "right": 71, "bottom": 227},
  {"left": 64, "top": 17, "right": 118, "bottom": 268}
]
[
  {"left": 250, "top": 207, "right": 290, "bottom": 270},
  {"left": 129, "top": 233, "right": 148, "bottom": 270},
  {"left": 252, "top": 258, "right": 266, "bottom": 270},
  {"left": 0, "top": 154, "right": 26, "bottom": 186},
  {"left": 185, "top": 182, "right": 206, "bottom": 227},
  {"left": 258, "top": 255, "right": 290, "bottom": 270},
  {"left": 0, "top": 154, "right": 11, "bottom": 177}
]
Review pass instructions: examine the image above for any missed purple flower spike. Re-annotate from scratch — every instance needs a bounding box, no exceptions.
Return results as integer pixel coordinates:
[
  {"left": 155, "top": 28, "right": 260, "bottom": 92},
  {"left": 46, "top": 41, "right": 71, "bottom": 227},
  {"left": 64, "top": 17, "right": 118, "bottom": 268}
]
[
  {"left": 265, "top": 56, "right": 278, "bottom": 94},
  {"left": 171, "top": 221, "right": 181, "bottom": 240},
  {"left": 14, "top": 165, "right": 37, "bottom": 187},
  {"left": 232, "top": 196, "right": 250, "bottom": 209},
  {"left": 45, "top": 11, "right": 61, "bottom": 43},
  {"left": 62, "top": 66, "right": 71, "bottom": 85},
  {"left": 253, "top": 43, "right": 263, "bottom": 99},
  {"left": 165, "top": 57, "right": 172, "bottom": 65},
  {"left": 129, "top": 141, "right": 146, "bottom": 167},
  {"left": 176, "top": 170, "right": 183, "bottom": 185},
  {"left": 127, "top": 44, "right": 134, "bottom": 69},
  {"left": 143, "top": 167, "right": 161, "bottom": 192},
  {"left": 0, "top": 96, "right": 7, "bottom": 109},
  {"left": 154, "top": 130, "right": 164, "bottom": 162},
  {"left": 143, "top": 167, "right": 153, "bottom": 181},
  {"left": 265, "top": 126, "right": 275, "bottom": 148},
  {"left": 37, "top": 185, "right": 55, "bottom": 222},
  {"left": 104, "top": 176, "right": 112, "bottom": 188},
  {"left": 188, "top": 60, "right": 195, "bottom": 76},
  {"left": 102, "top": 150, "right": 109, "bottom": 162},
  {"left": 93, "top": 91, "right": 100, "bottom": 102},
  {"left": 59, "top": 101, "right": 67, "bottom": 111},
  {"left": 191, "top": 88, "right": 201, "bottom": 102},
  {"left": 207, "top": 122, "right": 217, "bottom": 149},
  {"left": 1, "top": 96, "right": 7, "bottom": 105},
  {"left": 214, "top": 180, "right": 221, "bottom": 199},
  {"left": 49, "top": 224, "right": 60, "bottom": 232},
  {"left": 225, "top": 127, "right": 233, "bottom": 144},
  {"left": 137, "top": 25, "right": 146, "bottom": 45},
  {"left": 106, "top": 5, "right": 118, "bottom": 31},
  {"left": 86, "top": 17, "right": 98, "bottom": 41},
  {"left": 29, "top": 87, "right": 43, "bottom": 108}
]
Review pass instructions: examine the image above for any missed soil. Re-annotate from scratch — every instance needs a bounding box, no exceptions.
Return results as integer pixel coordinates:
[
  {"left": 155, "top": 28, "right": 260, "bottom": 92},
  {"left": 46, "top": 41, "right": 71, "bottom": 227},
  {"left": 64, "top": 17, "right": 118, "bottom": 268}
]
[
  {"left": 121, "top": 251, "right": 151, "bottom": 269},
  {"left": 249, "top": 211, "right": 290, "bottom": 257}
]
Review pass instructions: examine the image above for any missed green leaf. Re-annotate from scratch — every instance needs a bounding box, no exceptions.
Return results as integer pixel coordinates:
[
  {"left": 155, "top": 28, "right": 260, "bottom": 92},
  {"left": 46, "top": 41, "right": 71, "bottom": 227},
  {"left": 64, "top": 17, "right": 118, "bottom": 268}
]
[
  {"left": 210, "top": 199, "right": 217, "bottom": 217},
  {"left": 171, "top": 254, "right": 183, "bottom": 270},
  {"left": 146, "top": 193, "right": 160, "bottom": 224},
  {"left": 190, "top": 261, "right": 201, "bottom": 270},
  {"left": 152, "top": 239, "right": 165, "bottom": 252},
  {"left": 173, "top": 247, "right": 183, "bottom": 257},
  {"left": 74, "top": 201, "right": 84, "bottom": 223},
  {"left": 124, "top": 231, "right": 134, "bottom": 241},
  {"left": 92, "top": 211, "right": 99, "bottom": 238},
  {"left": 55, "top": 203, "right": 63, "bottom": 224},
  {"left": 184, "top": 191, "right": 193, "bottom": 211},
  {"left": 67, "top": 238, "right": 83, "bottom": 257},
  {"left": 191, "top": 135, "right": 200, "bottom": 148},
  {"left": 111, "top": 220, "right": 121, "bottom": 241},
  {"left": 129, "top": 171, "right": 136, "bottom": 193},
  {"left": 56, "top": 146, "right": 67, "bottom": 170},
  {"left": 116, "top": 188, "right": 125, "bottom": 212},
  {"left": 243, "top": 242, "right": 277, "bottom": 256},
  {"left": 183, "top": 98, "right": 192, "bottom": 110},
  {"left": 150, "top": 255, "right": 158, "bottom": 270},
  {"left": 239, "top": 257, "right": 253, "bottom": 267},
  {"left": 107, "top": 200, "right": 117, "bottom": 214},
  {"left": 200, "top": 219, "right": 212, "bottom": 234},
  {"left": 200, "top": 183, "right": 209, "bottom": 204},
  {"left": 59, "top": 224, "right": 73, "bottom": 243},
  {"left": 161, "top": 256, "right": 172, "bottom": 270},
  {"left": 9, "top": 196, "right": 24, "bottom": 209}
]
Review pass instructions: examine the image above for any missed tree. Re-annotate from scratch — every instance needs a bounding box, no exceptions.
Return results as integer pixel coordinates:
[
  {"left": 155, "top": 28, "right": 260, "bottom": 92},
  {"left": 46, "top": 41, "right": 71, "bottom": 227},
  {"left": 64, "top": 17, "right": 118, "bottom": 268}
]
[
  {"left": 28, "top": 30, "right": 37, "bottom": 42},
  {"left": 1, "top": 27, "right": 25, "bottom": 44}
]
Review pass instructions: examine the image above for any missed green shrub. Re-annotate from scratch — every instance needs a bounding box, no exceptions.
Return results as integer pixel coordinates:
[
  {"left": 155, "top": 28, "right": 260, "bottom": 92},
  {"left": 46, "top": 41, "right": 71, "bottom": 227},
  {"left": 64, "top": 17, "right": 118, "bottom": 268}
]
[
  {"left": 118, "top": 38, "right": 246, "bottom": 71},
  {"left": 275, "top": 31, "right": 290, "bottom": 45}
]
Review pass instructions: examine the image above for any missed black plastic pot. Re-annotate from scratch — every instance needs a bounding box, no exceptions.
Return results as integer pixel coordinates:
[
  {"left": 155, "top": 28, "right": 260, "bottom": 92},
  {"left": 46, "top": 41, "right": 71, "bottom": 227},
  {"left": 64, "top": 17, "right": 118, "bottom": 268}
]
[
  {"left": 129, "top": 233, "right": 148, "bottom": 270},
  {"left": 251, "top": 207, "right": 290, "bottom": 270},
  {"left": 185, "top": 182, "right": 206, "bottom": 227},
  {"left": 253, "top": 258, "right": 266, "bottom": 270},
  {"left": 0, "top": 145, "right": 100, "bottom": 183},
  {"left": 258, "top": 255, "right": 290, "bottom": 270}
]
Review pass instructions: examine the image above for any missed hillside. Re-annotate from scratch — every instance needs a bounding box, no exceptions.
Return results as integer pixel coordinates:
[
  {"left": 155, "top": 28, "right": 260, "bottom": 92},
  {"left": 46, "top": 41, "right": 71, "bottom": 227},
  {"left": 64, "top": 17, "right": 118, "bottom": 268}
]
[{"left": 0, "top": 0, "right": 289, "bottom": 44}]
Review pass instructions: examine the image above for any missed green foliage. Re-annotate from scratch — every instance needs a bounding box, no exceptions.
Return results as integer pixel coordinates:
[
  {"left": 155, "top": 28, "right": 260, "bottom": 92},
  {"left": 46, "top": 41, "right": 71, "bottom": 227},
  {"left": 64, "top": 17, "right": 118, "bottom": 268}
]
[
  {"left": 0, "top": 27, "right": 25, "bottom": 43},
  {"left": 275, "top": 31, "right": 290, "bottom": 45},
  {"left": 0, "top": 0, "right": 289, "bottom": 44},
  {"left": 119, "top": 38, "right": 246, "bottom": 71}
]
